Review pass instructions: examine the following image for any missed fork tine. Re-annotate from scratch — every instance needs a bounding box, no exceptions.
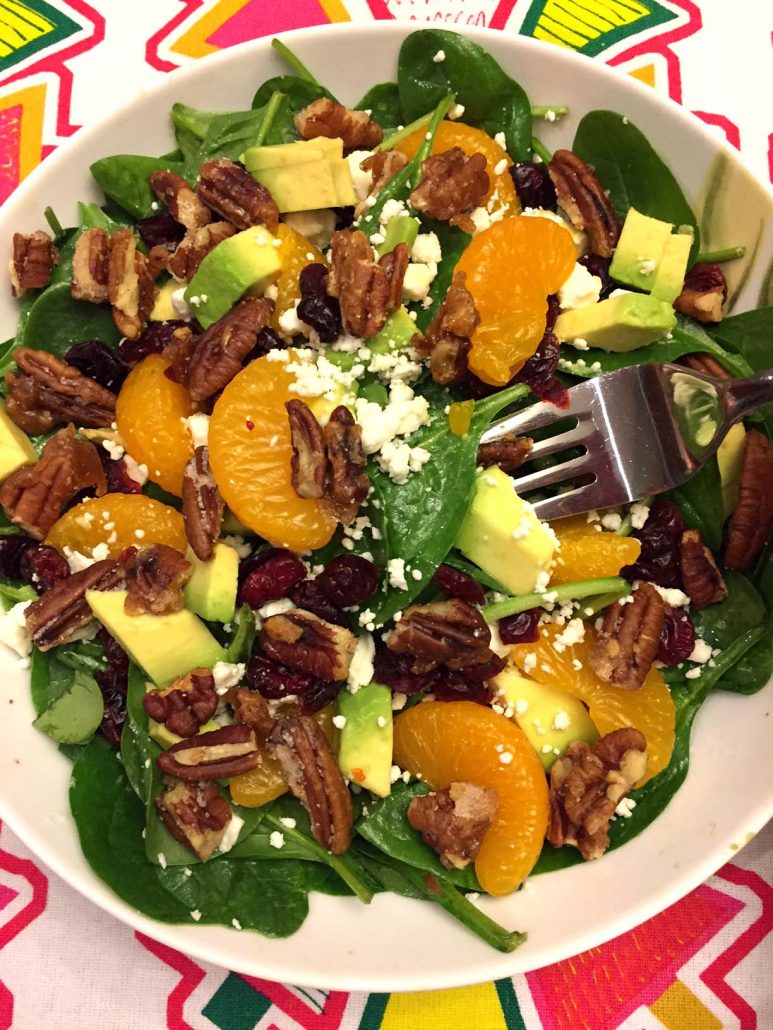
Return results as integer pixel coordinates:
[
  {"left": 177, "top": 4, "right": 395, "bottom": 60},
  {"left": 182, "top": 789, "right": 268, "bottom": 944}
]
[
  {"left": 529, "top": 481, "right": 604, "bottom": 521},
  {"left": 510, "top": 454, "right": 592, "bottom": 495},
  {"left": 480, "top": 401, "right": 569, "bottom": 444},
  {"left": 527, "top": 418, "right": 594, "bottom": 462}
]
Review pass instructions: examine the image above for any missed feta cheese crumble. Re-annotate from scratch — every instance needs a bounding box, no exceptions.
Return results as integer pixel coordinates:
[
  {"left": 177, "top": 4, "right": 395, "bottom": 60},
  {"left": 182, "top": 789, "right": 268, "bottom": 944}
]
[{"left": 211, "top": 661, "right": 246, "bottom": 695}]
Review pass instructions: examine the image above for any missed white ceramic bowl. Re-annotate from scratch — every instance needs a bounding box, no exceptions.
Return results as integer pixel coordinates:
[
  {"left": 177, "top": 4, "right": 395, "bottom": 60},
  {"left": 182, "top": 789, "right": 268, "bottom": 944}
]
[{"left": 0, "top": 23, "right": 771, "bottom": 993}]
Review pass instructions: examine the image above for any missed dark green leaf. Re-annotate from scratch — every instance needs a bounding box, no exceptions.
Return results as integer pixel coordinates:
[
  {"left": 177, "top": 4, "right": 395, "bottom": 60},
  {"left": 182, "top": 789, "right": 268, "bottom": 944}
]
[
  {"left": 414, "top": 219, "right": 470, "bottom": 332},
  {"left": 691, "top": 572, "right": 765, "bottom": 650},
  {"left": 90, "top": 155, "right": 189, "bottom": 219},
  {"left": 18, "top": 282, "right": 121, "bottom": 355},
  {"left": 33, "top": 669, "right": 103, "bottom": 744},
  {"left": 355, "top": 82, "right": 403, "bottom": 133},
  {"left": 442, "top": 552, "right": 509, "bottom": 594},
  {"left": 30, "top": 648, "right": 76, "bottom": 715},
  {"left": 251, "top": 77, "right": 334, "bottom": 145},
  {"left": 668, "top": 455, "right": 724, "bottom": 552},
  {"left": 751, "top": 533, "right": 773, "bottom": 611},
  {"left": 714, "top": 623, "right": 773, "bottom": 695}
]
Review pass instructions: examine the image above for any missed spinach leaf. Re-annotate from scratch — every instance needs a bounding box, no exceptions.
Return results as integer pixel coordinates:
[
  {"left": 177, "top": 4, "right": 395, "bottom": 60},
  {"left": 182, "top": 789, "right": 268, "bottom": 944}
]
[
  {"left": 715, "top": 623, "right": 773, "bottom": 695},
  {"left": 225, "top": 605, "right": 256, "bottom": 662},
  {"left": 668, "top": 455, "right": 724, "bottom": 552},
  {"left": 710, "top": 306, "right": 773, "bottom": 371},
  {"left": 33, "top": 670, "right": 104, "bottom": 745},
  {"left": 30, "top": 648, "right": 77, "bottom": 715},
  {"left": 90, "top": 155, "right": 189, "bottom": 219},
  {"left": 56, "top": 638, "right": 105, "bottom": 675},
  {"left": 369, "top": 383, "right": 528, "bottom": 624},
  {"left": 398, "top": 30, "right": 532, "bottom": 161},
  {"left": 355, "top": 82, "right": 403, "bottom": 133},
  {"left": 179, "top": 101, "right": 282, "bottom": 165},
  {"left": 414, "top": 219, "right": 470, "bottom": 332},
  {"left": 573, "top": 111, "right": 699, "bottom": 257},
  {"left": 304, "top": 864, "right": 355, "bottom": 897},
  {"left": 251, "top": 77, "right": 334, "bottom": 145},
  {"left": 0, "top": 581, "right": 35, "bottom": 605},
  {"left": 752, "top": 533, "right": 773, "bottom": 611},
  {"left": 14, "top": 282, "right": 121, "bottom": 359},
  {"left": 443, "top": 552, "right": 509, "bottom": 594},
  {"left": 690, "top": 571, "right": 765, "bottom": 650}
]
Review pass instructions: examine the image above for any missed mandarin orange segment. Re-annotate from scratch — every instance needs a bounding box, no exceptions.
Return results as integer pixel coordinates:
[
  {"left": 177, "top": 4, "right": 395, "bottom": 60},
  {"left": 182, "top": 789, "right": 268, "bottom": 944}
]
[
  {"left": 270, "top": 224, "right": 324, "bottom": 332},
  {"left": 115, "top": 354, "right": 194, "bottom": 496},
  {"left": 209, "top": 351, "right": 336, "bottom": 551},
  {"left": 549, "top": 515, "right": 641, "bottom": 585},
  {"left": 455, "top": 217, "right": 576, "bottom": 385},
  {"left": 393, "top": 701, "right": 548, "bottom": 896},
  {"left": 47, "top": 494, "right": 187, "bottom": 558},
  {"left": 509, "top": 625, "right": 675, "bottom": 784}
]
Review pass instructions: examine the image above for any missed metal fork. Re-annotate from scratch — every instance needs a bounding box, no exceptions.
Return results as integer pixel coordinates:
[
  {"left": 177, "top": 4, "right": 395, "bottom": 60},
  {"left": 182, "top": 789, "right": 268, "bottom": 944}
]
[{"left": 479, "top": 362, "right": 773, "bottom": 522}]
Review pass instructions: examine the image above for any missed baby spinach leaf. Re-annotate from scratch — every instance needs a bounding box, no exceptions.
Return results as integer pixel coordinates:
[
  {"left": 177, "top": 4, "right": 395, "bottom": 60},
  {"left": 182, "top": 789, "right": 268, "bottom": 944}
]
[
  {"left": 251, "top": 77, "right": 334, "bottom": 145},
  {"left": 30, "top": 648, "right": 77, "bottom": 715},
  {"left": 710, "top": 306, "right": 773, "bottom": 371},
  {"left": 56, "top": 639, "right": 105, "bottom": 675},
  {"left": 16, "top": 282, "right": 121, "bottom": 358},
  {"left": 690, "top": 572, "right": 765, "bottom": 650},
  {"left": 120, "top": 718, "right": 157, "bottom": 805},
  {"left": 355, "top": 82, "right": 403, "bottom": 133},
  {"left": 171, "top": 102, "right": 216, "bottom": 146},
  {"left": 715, "top": 623, "right": 773, "bottom": 695},
  {"left": 751, "top": 533, "right": 773, "bottom": 611},
  {"left": 0, "top": 581, "right": 35, "bottom": 605},
  {"left": 668, "top": 455, "right": 724, "bottom": 552},
  {"left": 33, "top": 670, "right": 104, "bottom": 745},
  {"left": 414, "top": 219, "right": 470, "bottom": 333},
  {"left": 90, "top": 155, "right": 189, "bottom": 219},
  {"left": 225, "top": 605, "right": 256, "bottom": 662},
  {"left": 443, "top": 552, "right": 509, "bottom": 594},
  {"left": 304, "top": 864, "right": 355, "bottom": 897}
]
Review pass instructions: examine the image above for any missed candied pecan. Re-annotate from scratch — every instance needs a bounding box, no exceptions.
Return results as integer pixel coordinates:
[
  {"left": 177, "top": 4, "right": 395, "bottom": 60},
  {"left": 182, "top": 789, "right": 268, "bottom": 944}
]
[
  {"left": 260, "top": 609, "right": 356, "bottom": 681},
  {"left": 146, "top": 244, "right": 172, "bottom": 280},
  {"left": 294, "top": 98, "right": 383, "bottom": 151},
  {"left": 9, "top": 230, "right": 56, "bottom": 298},
  {"left": 547, "top": 728, "right": 647, "bottom": 860},
  {"left": 360, "top": 150, "right": 409, "bottom": 197},
  {"left": 589, "top": 582, "right": 665, "bottom": 690},
  {"left": 286, "top": 399, "right": 328, "bottom": 499},
  {"left": 198, "top": 159, "right": 279, "bottom": 231},
  {"left": 413, "top": 271, "right": 480, "bottom": 385},
  {"left": 409, "top": 148, "right": 489, "bottom": 232},
  {"left": 267, "top": 715, "right": 353, "bottom": 854},
  {"left": 108, "top": 229, "right": 155, "bottom": 340},
  {"left": 548, "top": 150, "right": 619, "bottom": 257},
  {"left": 675, "top": 262, "right": 727, "bottom": 323},
  {"left": 477, "top": 434, "right": 533, "bottom": 472},
  {"left": 228, "top": 687, "right": 273, "bottom": 740},
  {"left": 380, "top": 242, "right": 410, "bottom": 312},
  {"left": 181, "top": 446, "right": 223, "bottom": 562},
  {"left": 149, "top": 169, "right": 211, "bottom": 231},
  {"left": 167, "top": 221, "right": 235, "bottom": 282},
  {"left": 327, "top": 229, "right": 404, "bottom": 337},
  {"left": 186, "top": 297, "right": 273, "bottom": 401},
  {"left": 387, "top": 598, "right": 492, "bottom": 673},
  {"left": 71, "top": 227, "right": 110, "bottom": 302},
  {"left": 5, "top": 347, "right": 116, "bottom": 432},
  {"left": 408, "top": 781, "right": 498, "bottom": 870},
  {"left": 125, "top": 543, "right": 191, "bottom": 616},
  {"left": 323, "top": 405, "right": 369, "bottom": 524},
  {"left": 143, "top": 668, "right": 218, "bottom": 738},
  {"left": 679, "top": 529, "right": 727, "bottom": 608},
  {"left": 162, "top": 325, "right": 198, "bottom": 384},
  {"left": 157, "top": 724, "right": 260, "bottom": 780},
  {"left": 0, "top": 427, "right": 106, "bottom": 539},
  {"left": 680, "top": 352, "right": 732, "bottom": 380},
  {"left": 156, "top": 779, "right": 233, "bottom": 861},
  {"left": 725, "top": 429, "right": 773, "bottom": 571}
]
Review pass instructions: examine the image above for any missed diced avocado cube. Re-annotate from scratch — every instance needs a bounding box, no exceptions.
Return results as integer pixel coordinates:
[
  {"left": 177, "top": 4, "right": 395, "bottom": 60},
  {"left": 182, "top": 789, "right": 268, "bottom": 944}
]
[
  {"left": 367, "top": 307, "right": 417, "bottom": 354},
  {"left": 0, "top": 402, "right": 36, "bottom": 483},
  {"left": 337, "top": 682, "right": 393, "bottom": 797},
  {"left": 554, "top": 292, "right": 676, "bottom": 352},
  {"left": 455, "top": 467, "right": 556, "bottom": 595},
  {"left": 85, "top": 589, "right": 226, "bottom": 686},
  {"left": 183, "top": 543, "right": 238, "bottom": 624},
  {"left": 328, "top": 159, "right": 356, "bottom": 207},
  {"left": 650, "top": 232, "right": 692, "bottom": 303},
  {"left": 184, "top": 226, "right": 281, "bottom": 329},
  {"left": 243, "top": 138, "right": 343, "bottom": 170},
  {"left": 377, "top": 216, "right": 420, "bottom": 258},
  {"left": 149, "top": 280, "right": 178, "bottom": 322},
  {"left": 717, "top": 422, "right": 746, "bottom": 517},
  {"left": 609, "top": 207, "right": 674, "bottom": 292},
  {"left": 243, "top": 140, "right": 355, "bottom": 213}
]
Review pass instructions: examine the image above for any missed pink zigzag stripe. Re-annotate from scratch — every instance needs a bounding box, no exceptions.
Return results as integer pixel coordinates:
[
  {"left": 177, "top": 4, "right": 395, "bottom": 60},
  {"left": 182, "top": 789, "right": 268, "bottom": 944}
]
[
  {"left": 701, "top": 863, "right": 773, "bottom": 1030},
  {"left": 145, "top": 0, "right": 206, "bottom": 74},
  {"left": 135, "top": 933, "right": 206, "bottom": 1030},
  {"left": 240, "top": 975, "right": 349, "bottom": 1030},
  {"left": 692, "top": 111, "right": 741, "bottom": 149}
]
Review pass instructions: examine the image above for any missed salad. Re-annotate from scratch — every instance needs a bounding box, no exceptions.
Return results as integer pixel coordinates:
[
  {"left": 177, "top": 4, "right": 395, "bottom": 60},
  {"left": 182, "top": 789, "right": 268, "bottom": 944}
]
[{"left": 0, "top": 28, "right": 771, "bottom": 953}]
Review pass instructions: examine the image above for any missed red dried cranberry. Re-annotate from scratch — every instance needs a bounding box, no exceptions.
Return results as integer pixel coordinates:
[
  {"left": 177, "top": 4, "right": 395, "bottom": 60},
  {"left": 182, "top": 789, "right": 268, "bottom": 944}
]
[
  {"left": 433, "top": 668, "right": 492, "bottom": 706},
  {"left": 238, "top": 549, "right": 306, "bottom": 607},
  {"left": 300, "top": 679, "right": 342, "bottom": 714},
  {"left": 299, "top": 263, "right": 329, "bottom": 298},
  {"left": 373, "top": 645, "right": 438, "bottom": 696},
  {"left": 99, "top": 451, "right": 142, "bottom": 495},
  {"left": 289, "top": 579, "right": 350, "bottom": 627},
  {"left": 246, "top": 651, "right": 316, "bottom": 699},
  {"left": 246, "top": 326, "right": 286, "bottom": 363},
  {"left": 136, "top": 212, "right": 185, "bottom": 250},
  {"left": 333, "top": 206, "right": 355, "bottom": 230},
  {"left": 578, "top": 254, "right": 614, "bottom": 299},
  {"left": 622, "top": 500, "right": 686, "bottom": 589},
  {"left": 0, "top": 534, "right": 36, "bottom": 579},
  {"left": 19, "top": 545, "right": 69, "bottom": 594},
  {"left": 94, "top": 631, "right": 129, "bottom": 747},
  {"left": 64, "top": 340, "right": 128, "bottom": 393},
  {"left": 296, "top": 296, "right": 342, "bottom": 343},
  {"left": 509, "top": 162, "right": 557, "bottom": 211},
  {"left": 514, "top": 331, "right": 562, "bottom": 400},
  {"left": 460, "top": 652, "right": 507, "bottom": 682},
  {"left": 545, "top": 294, "right": 560, "bottom": 332},
  {"left": 119, "top": 320, "right": 189, "bottom": 365},
  {"left": 318, "top": 555, "right": 379, "bottom": 608},
  {"left": 433, "top": 564, "right": 485, "bottom": 606},
  {"left": 656, "top": 605, "right": 695, "bottom": 666},
  {"left": 499, "top": 609, "right": 541, "bottom": 644}
]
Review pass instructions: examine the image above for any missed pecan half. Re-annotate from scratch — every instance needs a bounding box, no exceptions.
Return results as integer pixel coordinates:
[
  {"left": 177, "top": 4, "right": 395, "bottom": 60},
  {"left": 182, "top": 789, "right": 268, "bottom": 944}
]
[
  {"left": 157, "top": 724, "right": 260, "bottom": 780},
  {"left": 125, "top": 543, "right": 191, "bottom": 616},
  {"left": 409, "top": 148, "right": 489, "bottom": 232},
  {"left": 548, "top": 149, "right": 619, "bottom": 257},
  {"left": 260, "top": 609, "right": 356, "bottom": 681},
  {"left": 156, "top": 779, "right": 232, "bottom": 862},
  {"left": 725, "top": 429, "right": 773, "bottom": 571},
  {"left": 71, "top": 227, "right": 110, "bottom": 302},
  {"left": 149, "top": 169, "right": 211, "bottom": 231},
  {"left": 547, "top": 728, "right": 647, "bottom": 860},
  {"left": 167, "top": 221, "right": 236, "bottom": 282},
  {"left": 5, "top": 348, "right": 116, "bottom": 433},
  {"left": 162, "top": 325, "right": 199, "bottom": 385},
  {"left": 360, "top": 150, "right": 409, "bottom": 197},
  {"left": 323, "top": 405, "right": 369, "bottom": 525},
  {"left": 146, "top": 244, "right": 173, "bottom": 280},
  {"left": 327, "top": 229, "right": 405, "bottom": 337},
  {"left": 477, "top": 434, "right": 533, "bottom": 472},
  {"left": 9, "top": 230, "right": 56, "bottom": 298},
  {"left": 267, "top": 715, "right": 353, "bottom": 854},
  {"left": 413, "top": 271, "right": 480, "bottom": 385},
  {"left": 589, "top": 582, "right": 665, "bottom": 690},
  {"left": 182, "top": 446, "right": 223, "bottom": 561},
  {"left": 198, "top": 159, "right": 279, "bottom": 231},
  {"left": 294, "top": 98, "right": 383, "bottom": 151},
  {"left": 228, "top": 687, "right": 273, "bottom": 740},
  {"left": 675, "top": 263, "right": 727, "bottom": 324},
  {"left": 143, "top": 668, "right": 218, "bottom": 738},
  {"left": 286, "top": 399, "right": 328, "bottom": 499},
  {"left": 679, "top": 529, "right": 727, "bottom": 608},
  {"left": 679, "top": 353, "right": 732, "bottom": 380},
  {"left": 0, "top": 427, "right": 106, "bottom": 539},
  {"left": 107, "top": 229, "right": 155, "bottom": 339},
  {"left": 408, "top": 781, "right": 498, "bottom": 870},
  {"left": 387, "top": 598, "right": 492, "bottom": 673},
  {"left": 186, "top": 296, "right": 273, "bottom": 401}
]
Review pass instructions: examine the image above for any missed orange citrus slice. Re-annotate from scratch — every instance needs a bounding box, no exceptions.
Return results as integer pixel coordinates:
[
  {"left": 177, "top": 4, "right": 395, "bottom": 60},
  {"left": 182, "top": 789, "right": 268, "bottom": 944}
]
[
  {"left": 47, "top": 494, "right": 186, "bottom": 559},
  {"left": 549, "top": 515, "right": 641, "bottom": 586}
]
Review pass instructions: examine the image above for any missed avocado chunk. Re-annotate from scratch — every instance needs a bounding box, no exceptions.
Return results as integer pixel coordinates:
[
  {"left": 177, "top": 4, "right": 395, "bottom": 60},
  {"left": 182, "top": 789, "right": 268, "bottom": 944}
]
[
  {"left": 243, "top": 139, "right": 355, "bottom": 213},
  {"left": 184, "top": 225, "right": 281, "bottom": 329},
  {"left": 367, "top": 307, "right": 418, "bottom": 355},
  {"left": 183, "top": 543, "right": 238, "bottom": 623},
  {"left": 244, "top": 137, "right": 343, "bottom": 169},
  {"left": 85, "top": 589, "right": 226, "bottom": 686},
  {"left": 455, "top": 466, "right": 556, "bottom": 595},
  {"left": 717, "top": 422, "right": 746, "bottom": 517},
  {"left": 492, "top": 667, "right": 598, "bottom": 770},
  {"left": 337, "top": 682, "right": 393, "bottom": 797},
  {"left": 554, "top": 292, "right": 676, "bottom": 352},
  {"left": 609, "top": 208, "right": 674, "bottom": 291},
  {"left": 0, "top": 402, "right": 37, "bottom": 483},
  {"left": 650, "top": 232, "right": 692, "bottom": 303},
  {"left": 149, "top": 280, "right": 179, "bottom": 322}
]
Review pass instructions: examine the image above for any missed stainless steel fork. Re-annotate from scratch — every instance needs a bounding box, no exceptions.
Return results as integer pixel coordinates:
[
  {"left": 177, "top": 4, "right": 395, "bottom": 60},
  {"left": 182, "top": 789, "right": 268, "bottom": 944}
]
[{"left": 479, "top": 363, "right": 773, "bottom": 521}]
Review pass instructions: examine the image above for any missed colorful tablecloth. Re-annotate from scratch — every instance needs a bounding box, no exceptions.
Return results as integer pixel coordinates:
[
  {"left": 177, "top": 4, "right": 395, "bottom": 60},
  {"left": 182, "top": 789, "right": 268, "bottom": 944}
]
[{"left": 0, "top": 2, "right": 771, "bottom": 1028}]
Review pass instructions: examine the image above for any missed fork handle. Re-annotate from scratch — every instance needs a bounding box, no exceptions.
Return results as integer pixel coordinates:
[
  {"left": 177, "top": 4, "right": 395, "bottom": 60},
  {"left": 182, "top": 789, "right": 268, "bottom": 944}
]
[{"left": 726, "top": 369, "right": 773, "bottom": 423}]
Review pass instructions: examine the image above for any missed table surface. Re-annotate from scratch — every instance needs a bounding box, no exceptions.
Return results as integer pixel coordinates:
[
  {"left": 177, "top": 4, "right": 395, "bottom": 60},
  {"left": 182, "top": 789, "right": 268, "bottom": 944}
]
[{"left": 0, "top": 1, "right": 771, "bottom": 1028}]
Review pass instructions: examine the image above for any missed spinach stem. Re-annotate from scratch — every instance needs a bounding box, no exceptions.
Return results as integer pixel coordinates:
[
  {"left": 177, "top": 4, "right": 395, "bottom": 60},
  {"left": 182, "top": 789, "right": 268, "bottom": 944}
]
[
  {"left": 616, "top": 496, "right": 653, "bottom": 537},
  {"left": 577, "top": 588, "right": 631, "bottom": 617},
  {"left": 271, "top": 38, "right": 319, "bottom": 86},
  {"left": 482, "top": 576, "right": 630, "bottom": 620},
  {"left": 694, "top": 245, "right": 746, "bottom": 264},
  {"left": 530, "top": 105, "right": 568, "bottom": 119},
  {"left": 377, "top": 214, "right": 420, "bottom": 257},
  {"left": 264, "top": 815, "right": 373, "bottom": 904},
  {"left": 44, "top": 206, "right": 63, "bottom": 237},
  {"left": 254, "top": 90, "right": 285, "bottom": 148},
  {"left": 377, "top": 113, "right": 431, "bottom": 152},
  {"left": 531, "top": 136, "right": 552, "bottom": 164}
]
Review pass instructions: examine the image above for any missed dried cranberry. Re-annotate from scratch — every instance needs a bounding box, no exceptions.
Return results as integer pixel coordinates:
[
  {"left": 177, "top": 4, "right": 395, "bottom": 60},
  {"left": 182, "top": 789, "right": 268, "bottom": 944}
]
[
  {"left": 656, "top": 605, "right": 695, "bottom": 666},
  {"left": 0, "top": 534, "right": 35, "bottom": 579},
  {"left": 499, "top": 609, "right": 541, "bottom": 645},
  {"left": 246, "top": 326, "right": 286, "bottom": 363},
  {"left": 299, "top": 678, "right": 342, "bottom": 713},
  {"left": 246, "top": 651, "right": 316, "bottom": 699},
  {"left": 333, "top": 206, "right": 356, "bottom": 230},
  {"left": 461, "top": 652, "right": 507, "bottom": 682},
  {"left": 509, "top": 162, "right": 557, "bottom": 211},
  {"left": 578, "top": 254, "right": 614, "bottom": 299},
  {"left": 238, "top": 549, "right": 306, "bottom": 607},
  {"left": 298, "top": 263, "right": 342, "bottom": 342},
  {"left": 289, "top": 579, "right": 350, "bottom": 627},
  {"left": 94, "top": 631, "right": 129, "bottom": 747},
  {"left": 64, "top": 340, "right": 128, "bottom": 393},
  {"left": 119, "top": 320, "right": 189, "bottom": 365},
  {"left": 19, "top": 545, "right": 69, "bottom": 594},
  {"left": 545, "top": 294, "right": 560, "bottom": 333},
  {"left": 373, "top": 645, "right": 438, "bottom": 696},
  {"left": 318, "top": 555, "right": 379, "bottom": 608},
  {"left": 514, "top": 331, "right": 565, "bottom": 403},
  {"left": 299, "top": 263, "right": 329, "bottom": 298},
  {"left": 622, "top": 499, "right": 686, "bottom": 589},
  {"left": 433, "top": 668, "right": 492, "bottom": 706},
  {"left": 136, "top": 212, "right": 185, "bottom": 250},
  {"left": 434, "top": 564, "right": 485, "bottom": 606},
  {"left": 99, "top": 452, "right": 142, "bottom": 495}
]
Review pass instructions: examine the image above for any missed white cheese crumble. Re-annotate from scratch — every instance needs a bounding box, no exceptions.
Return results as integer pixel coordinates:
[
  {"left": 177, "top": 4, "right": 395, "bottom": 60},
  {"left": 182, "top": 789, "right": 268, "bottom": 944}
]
[
  {"left": 638, "top": 258, "right": 656, "bottom": 276},
  {"left": 211, "top": 661, "right": 246, "bottom": 695},
  {"left": 494, "top": 132, "right": 506, "bottom": 149},
  {"left": 354, "top": 382, "right": 430, "bottom": 455},
  {"left": 601, "top": 512, "right": 622, "bottom": 532},
  {"left": 685, "top": 667, "right": 702, "bottom": 680},
  {"left": 190, "top": 910, "right": 202, "bottom": 921},
  {"left": 558, "top": 261, "right": 602, "bottom": 311},
  {"left": 258, "top": 598, "right": 295, "bottom": 619},
  {"left": 170, "top": 287, "right": 193, "bottom": 321},
  {"left": 0, "top": 601, "right": 32, "bottom": 657},
  {"left": 615, "top": 797, "right": 637, "bottom": 818},
  {"left": 124, "top": 455, "right": 149, "bottom": 486},
  {"left": 689, "top": 638, "right": 712, "bottom": 664},
  {"left": 411, "top": 231, "right": 442, "bottom": 265},
  {"left": 157, "top": 852, "right": 167, "bottom": 869},
  {"left": 402, "top": 262, "right": 437, "bottom": 301},
  {"left": 102, "top": 438, "right": 125, "bottom": 462},
  {"left": 629, "top": 503, "right": 650, "bottom": 530},
  {"left": 376, "top": 440, "right": 431, "bottom": 484},
  {"left": 182, "top": 412, "right": 210, "bottom": 448},
  {"left": 552, "top": 618, "right": 586, "bottom": 653},
  {"left": 650, "top": 585, "right": 691, "bottom": 608},
  {"left": 514, "top": 698, "right": 529, "bottom": 717},
  {"left": 552, "top": 709, "right": 571, "bottom": 731},
  {"left": 282, "top": 208, "right": 336, "bottom": 249},
  {"left": 222, "top": 534, "right": 252, "bottom": 560},
  {"left": 499, "top": 751, "right": 513, "bottom": 765},
  {"left": 387, "top": 558, "right": 408, "bottom": 590},
  {"left": 448, "top": 103, "right": 465, "bottom": 120},
  {"left": 432, "top": 49, "right": 445, "bottom": 62},
  {"left": 332, "top": 714, "right": 347, "bottom": 729},
  {"left": 348, "top": 632, "right": 375, "bottom": 693},
  {"left": 217, "top": 813, "right": 244, "bottom": 853},
  {"left": 269, "top": 831, "right": 285, "bottom": 849},
  {"left": 279, "top": 817, "right": 297, "bottom": 829}
]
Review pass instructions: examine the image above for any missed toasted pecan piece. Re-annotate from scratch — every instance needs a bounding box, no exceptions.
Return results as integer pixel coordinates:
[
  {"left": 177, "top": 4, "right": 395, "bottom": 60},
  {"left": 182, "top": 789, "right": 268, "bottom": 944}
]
[
  {"left": 589, "top": 582, "right": 665, "bottom": 690},
  {"left": 294, "top": 98, "right": 383, "bottom": 151},
  {"left": 679, "top": 529, "right": 727, "bottom": 609},
  {"left": 157, "top": 724, "right": 260, "bottom": 780},
  {"left": 124, "top": 543, "right": 191, "bottom": 616},
  {"left": 413, "top": 271, "right": 480, "bottom": 385},
  {"left": 167, "top": 221, "right": 236, "bottom": 282},
  {"left": 408, "top": 781, "right": 499, "bottom": 870},
  {"left": 260, "top": 609, "right": 356, "bottom": 682},
  {"left": 228, "top": 687, "right": 273, "bottom": 740},
  {"left": 323, "top": 405, "right": 369, "bottom": 525},
  {"left": 181, "top": 445, "right": 223, "bottom": 562},
  {"left": 71, "top": 227, "right": 110, "bottom": 302},
  {"left": 548, "top": 149, "right": 619, "bottom": 257},
  {"left": 186, "top": 296, "right": 273, "bottom": 401},
  {"left": 143, "top": 668, "right": 218, "bottom": 739},
  {"left": 286, "top": 399, "right": 328, "bottom": 500},
  {"left": 108, "top": 229, "right": 155, "bottom": 340},
  {"left": 725, "top": 429, "right": 773, "bottom": 571},
  {"left": 674, "top": 262, "right": 727, "bottom": 324},
  {"left": 149, "top": 169, "right": 211, "bottom": 231},
  {"left": 679, "top": 352, "right": 732, "bottom": 380},
  {"left": 387, "top": 598, "right": 493, "bottom": 674},
  {"left": 409, "top": 148, "right": 489, "bottom": 232},
  {"left": 9, "top": 230, "right": 57, "bottom": 298},
  {"left": 327, "top": 229, "right": 406, "bottom": 337},
  {"left": 156, "top": 779, "right": 233, "bottom": 862},
  {"left": 477, "top": 434, "right": 532, "bottom": 472},
  {"left": 198, "top": 159, "right": 279, "bottom": 231},
  {"left": 360, "top": 150, "right": 409, "bottom": 197},
  {"left": 4, "top": 348, "right": 117, "bottom": 434}
]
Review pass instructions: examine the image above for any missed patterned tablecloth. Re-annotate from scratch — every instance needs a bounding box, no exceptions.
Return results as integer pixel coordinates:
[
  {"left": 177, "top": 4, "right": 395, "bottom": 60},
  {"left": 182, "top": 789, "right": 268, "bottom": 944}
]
[{"left": 0, "top": 2, "right": 771, "bottom": 1028}]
